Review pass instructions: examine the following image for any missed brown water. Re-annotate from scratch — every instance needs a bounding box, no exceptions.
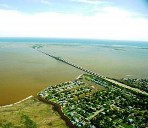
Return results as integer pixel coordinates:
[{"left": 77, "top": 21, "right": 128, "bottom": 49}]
[{"left": 0, "top": 43, "right": 148, "bottom": 105}]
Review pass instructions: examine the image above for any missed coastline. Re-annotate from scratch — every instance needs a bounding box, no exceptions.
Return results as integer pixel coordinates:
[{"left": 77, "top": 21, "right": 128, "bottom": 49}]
[
  {"left": 1, "top": 40, "right": 148, "bottom": 105},
  {"left": 0, "top": 95, "right": 33, "bottom": 108},
  {"left": 38, "top": 96, "right": 77, "bottom": 128},
  {"left": 0, "top": 95, "right": 68, "bottom": 128}
]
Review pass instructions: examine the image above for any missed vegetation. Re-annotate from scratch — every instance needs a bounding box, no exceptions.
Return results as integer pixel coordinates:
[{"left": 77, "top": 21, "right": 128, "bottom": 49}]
[
  {"left": 0, "top": 97, "right": 67, "bottom": 128},
  {"left": 1, "top": 74, "right": 147, "bottom": 128},
  {"left": 38, "top": 74, "right": 148, "bottom": 128},
  {"left": 0, "top": 122, "right": 14, "bottom": 128},
  {"left": 21, "top": 114, "right": 37, "bottom": 128},
  {"left": 116, "top": 78, "right": 148, "bottom": 93}
]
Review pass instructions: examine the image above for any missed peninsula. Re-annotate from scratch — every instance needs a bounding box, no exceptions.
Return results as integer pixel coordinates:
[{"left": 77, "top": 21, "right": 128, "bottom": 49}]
[
  {"left": 36, "top": 48, "right": 148, "bottom": 128},
  {"left": 38, "top": 74, "right": 148, "bottom": 128}
]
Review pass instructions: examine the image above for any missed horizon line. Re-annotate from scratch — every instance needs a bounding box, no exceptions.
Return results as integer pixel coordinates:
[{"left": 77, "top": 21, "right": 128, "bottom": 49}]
[{"left": 0, "top": 37, "right": 148, "bottom": 42}]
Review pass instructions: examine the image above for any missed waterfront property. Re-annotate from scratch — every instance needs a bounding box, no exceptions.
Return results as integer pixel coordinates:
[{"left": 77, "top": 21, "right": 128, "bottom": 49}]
[
  {"left": 38, "top": 74, "right": 148, "bottom": 128},
  {"left": 37, "top": 49, "right": 148, "bottom": 96},
  {"left": 37, "top": 49, "right": 148, "bottom": 128}
]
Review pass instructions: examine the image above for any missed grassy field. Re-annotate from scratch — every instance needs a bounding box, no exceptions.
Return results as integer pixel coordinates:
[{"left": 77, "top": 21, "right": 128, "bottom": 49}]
[{"left": 0, "top": 96, "right": 68, "bottom": 128}]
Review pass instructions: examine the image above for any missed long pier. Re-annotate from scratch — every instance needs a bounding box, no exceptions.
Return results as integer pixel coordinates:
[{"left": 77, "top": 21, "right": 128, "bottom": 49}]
[
  {"left": 37, "top": 49, "right": 148, "bottom": 96},
  {"left": 37, "top": 50, "right": 104, "bottom": 78}
]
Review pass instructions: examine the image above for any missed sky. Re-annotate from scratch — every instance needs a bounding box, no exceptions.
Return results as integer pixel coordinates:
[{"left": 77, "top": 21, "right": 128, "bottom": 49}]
[{"left": 0, "top": 0, "right": 148, "bottom": 41}]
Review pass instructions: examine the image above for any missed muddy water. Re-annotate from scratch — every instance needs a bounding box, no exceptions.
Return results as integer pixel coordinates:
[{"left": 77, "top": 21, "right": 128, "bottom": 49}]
[
  {"left": 42, "top": 44, "right": 148, "bottom": 79},
  {"left": 0, "top": 46, "right": 83, "bottom": 105},
  {"left": 0, "top": 43, "right": 148, "bottom": 105}
]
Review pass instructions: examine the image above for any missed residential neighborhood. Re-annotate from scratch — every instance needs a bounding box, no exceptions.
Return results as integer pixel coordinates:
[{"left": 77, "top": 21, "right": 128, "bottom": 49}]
[{"left": 38, "top": 74, "right": 148, "bottom": 128}]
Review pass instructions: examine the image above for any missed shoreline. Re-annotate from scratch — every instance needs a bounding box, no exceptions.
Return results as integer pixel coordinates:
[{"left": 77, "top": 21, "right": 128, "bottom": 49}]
[
  {"left": 38, "top": 96, "right": 77, "bottom": 128},
  {"left": 0, "top": 95, "right": 33, "bottom": 108}
]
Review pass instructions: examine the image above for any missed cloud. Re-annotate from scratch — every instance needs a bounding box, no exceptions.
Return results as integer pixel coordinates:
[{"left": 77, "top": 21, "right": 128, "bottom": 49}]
[
  {"left": 0, "top": 7, "right": 148, "bottom": 41},
  {"left": 71, "top": 0, "right": 110, "bottom": 4},
  {"left": 40, "top": 0, "right": 51, "bottom": 5}
]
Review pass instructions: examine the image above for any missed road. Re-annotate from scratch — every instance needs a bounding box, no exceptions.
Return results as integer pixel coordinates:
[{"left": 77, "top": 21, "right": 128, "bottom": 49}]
[{"left": 37, "top": 49, "right": 148, "bottom": 96}]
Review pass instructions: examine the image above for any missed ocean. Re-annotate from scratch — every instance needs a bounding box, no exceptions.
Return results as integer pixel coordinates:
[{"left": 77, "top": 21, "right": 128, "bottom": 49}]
[
  {"left": 0, "top": 37, "right": 148, "bottom": 105},
  {"left": 0, "top": 37, "right": 148, "bottom": 46}
]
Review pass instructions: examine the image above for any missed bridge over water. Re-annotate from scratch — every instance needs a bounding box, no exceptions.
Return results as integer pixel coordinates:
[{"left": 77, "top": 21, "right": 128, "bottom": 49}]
[
  {"left": 37, "top": 49, "right": 148, "bottom": 96},
  {"left": 37, "top": 50, "right": 103, "bottom": 78}
]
